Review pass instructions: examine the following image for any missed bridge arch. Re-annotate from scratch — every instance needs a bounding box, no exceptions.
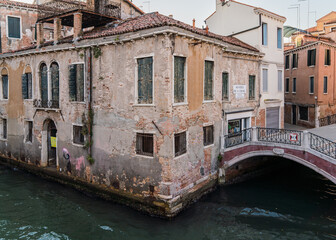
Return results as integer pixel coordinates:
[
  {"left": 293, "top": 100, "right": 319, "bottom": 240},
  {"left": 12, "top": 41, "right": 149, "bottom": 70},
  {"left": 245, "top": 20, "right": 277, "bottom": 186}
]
[{"left": 223, "top": 151, "right": 336, "bottom": 184}]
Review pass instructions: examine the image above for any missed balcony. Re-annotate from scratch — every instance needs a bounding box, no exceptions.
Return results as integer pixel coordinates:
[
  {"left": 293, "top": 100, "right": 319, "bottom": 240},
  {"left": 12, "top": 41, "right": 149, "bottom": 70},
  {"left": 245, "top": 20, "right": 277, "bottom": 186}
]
[{"left": 33, "top": 99, "right": 60, "bottom": 110}]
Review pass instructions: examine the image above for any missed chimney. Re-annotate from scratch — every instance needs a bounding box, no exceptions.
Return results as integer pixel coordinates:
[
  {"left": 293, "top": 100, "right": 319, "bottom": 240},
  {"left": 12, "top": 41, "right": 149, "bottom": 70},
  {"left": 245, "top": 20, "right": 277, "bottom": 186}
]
[
  {"left": 87, "top": 0, "right": 94, "bottom": 10},
  {"left": 54, "top": 18, "right": 62, "bottom": 44},
  {"left": 206, "top": 25, "right": 209, "bottom": 34},
  {"left": 193, "top": 19, "right": 196, "bottom": 29},
  {"left": 73, "top": 12, "right": 83, "bottom": 41},
  {"left": 36, "top": 23, "right": 44, "bottom": 47},
  {"left": 169, "top": 14, "right": 173, "bottom": 18}
]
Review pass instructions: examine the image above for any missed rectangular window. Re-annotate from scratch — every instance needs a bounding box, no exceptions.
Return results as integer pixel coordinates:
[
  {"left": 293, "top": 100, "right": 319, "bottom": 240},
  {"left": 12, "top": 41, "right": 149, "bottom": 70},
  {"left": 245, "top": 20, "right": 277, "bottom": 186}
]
[
  {"left": 285, "top": 78, "right": 290, "bottom": 93},
  {"left": 2, "top": 75, "right": 8, "bottom": 100},
  {"left": 299, "top": 106, "right": 309, "bottom": 121},
  {"left": 203, "top": 125, "right": 214, "bottom": 146},
  {"left": 136, "top": 133, "right": 154, "bottom": 156},
  {"left": 292, "top": 53, "right": 298, "bottom": 68},
  {"left": 262, "top": 69, "right": 268, "bottom": 92},
  {"left": 22, "top": 73, "right": 32, "bottom": 100},
  {"left": 278, "top": 70, "right": 283, "bottom": 92},
  {"left": 174, "top": 132, "right": 187, "bottom": 157},
  {"left": 1, "top": 118, "right": 7, "bottom": 139},
  {"left": 292, "top": 78, "right": 296, "bottom": 93},
  {"left": 309, "top": 76, "right": 314, "bottom": 94},
  {"left": 204, "top": 61, "right": 214, "bottom": 101},
  {"left": 69, "top": 64, "right": 84, "bottom": 102},
  {"left": 249, "top": 75, "right": 255, "bottom": 100},
  {"left": 174, "top": 56, "right": 186, "bottom": 103},
  {"left": 324, "top": 76, "right": 328, "bottom": 94},
  {"left": 7, "top": 16, "right": 21, "bottom": 39},
  {"left": 325, "top": 49, "right": 331, "bottom": 66},
  {"left": 73, "top": 125, "right": 85, "bottom": 145},
  {"left": 307, "top": 49, "right": 316, "bottom": 66},
  {"left": 222, "top": 72, "right": 229, "bottom": 101},
  {"left": 262, "top": 23, "right": 268, "bottom": 46},
  {"left": 137, "top": 57, "right": 153, "bottom": 104},
  {"left": 228, "top": 120, "right": 241, "bottom": 136},
  {"left": 25, "top": 121, "right": 33, "bottom": 143},
  {"left": 277, "top": 28, "right": 282, "bottom": 49},
  {"left": 285, "top": 55, "right": 290, "bottom": 69}
]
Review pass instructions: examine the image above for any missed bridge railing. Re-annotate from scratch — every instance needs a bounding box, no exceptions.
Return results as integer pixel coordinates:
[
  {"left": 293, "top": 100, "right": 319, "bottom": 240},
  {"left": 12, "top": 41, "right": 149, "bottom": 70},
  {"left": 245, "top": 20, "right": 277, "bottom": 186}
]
[
  {"left": 319, "top": 114, "right": 336, "bottom": 127},
  {"left": 257, "top": 128, "right": 302, "bottom": 146},
  {"left": 224, "top": 128, "right": 252, "bottom": 148},
  {"left": 309, "top": 133, "right": 336, "bottom": 159}
]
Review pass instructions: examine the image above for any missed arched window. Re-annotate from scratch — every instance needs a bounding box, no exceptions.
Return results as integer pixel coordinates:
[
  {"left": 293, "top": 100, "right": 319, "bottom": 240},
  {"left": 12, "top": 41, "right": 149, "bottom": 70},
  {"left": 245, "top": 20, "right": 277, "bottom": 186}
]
[
  {"left": 22, "top": 66, "right": 32, "bottom": 100},
  {"left": 1, "top": 68, "right": 8, "bottom": 100},
  {"left": 40, "top": 63, "right": 48, "bottom": 106},
  {"left": 50, "top": 62, "right": 59, "bottom": 106}
]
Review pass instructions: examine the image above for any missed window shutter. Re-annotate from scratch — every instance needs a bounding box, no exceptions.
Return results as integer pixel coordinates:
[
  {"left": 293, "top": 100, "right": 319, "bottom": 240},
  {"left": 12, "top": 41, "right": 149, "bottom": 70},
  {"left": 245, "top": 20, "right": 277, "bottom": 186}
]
[
  {"left": 8, "top": 17, "right": 20, "bottom": 39},
  {"left": 147, "top": 57, "right": 153, "bottom": 104},
  {"left": 222, "top": 72, "right": 228, "bottom": 100},
  {"left": 41, "top": 66, "right": 48, "bottom": 103},
  {"left": 22, "top": 74, "right": 28, "bottom": 99},
  {"left": 312, "top": 49, "right": 316, "bottom": 65},
  {"left": 263, "top": 69, "right": 268, "bottom": 92},
  {"left": 174, "top": 57, "right": 185, "bottom": 103},
  {"left": 2, "top": 75, "right": 8, "bottom": 99},
  {"left": 137, "top": 58, "right": 144, "bottom": 103},
  {"left": 77, "top": 64, "right": 84, "bottom": 102},
  {"left": 51, "top": 64, "right": 59, "bottom": 102},
  {"left": 69, "top": 64, "right": 77, "bottom": 101},
  {"left": 138, "top": 58, "right": 153, "bottom": 104},
  {"left": 174, "top": 57, "right": 179, "bottom": 103},
  {"left": 27, "top": 73, "right": 32, "bottom": 99},
  {"left": 178, "top": 57, "right": 185, "bottom": 102}
]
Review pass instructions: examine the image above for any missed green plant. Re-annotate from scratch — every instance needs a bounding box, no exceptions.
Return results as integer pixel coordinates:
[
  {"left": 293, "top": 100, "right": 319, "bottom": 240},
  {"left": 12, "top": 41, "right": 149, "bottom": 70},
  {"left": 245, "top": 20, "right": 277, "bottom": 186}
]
[
  {"left": 93, "top": 46, "right": 102, "bottom": 58},
  {"left": 218, "top": 154, "right": 223, "bottom": 163},
  {"left": 79, "top": 52, "right": 84, "bottom": 59},
  {"left": 115, "top": 35, "right": 120, "bottom": 41},
  {"left": 99, "top": 76, "right": 104, "bottom": 81},
  {"left": 87, "top": 155, "right": 95, "bottom": 165}
]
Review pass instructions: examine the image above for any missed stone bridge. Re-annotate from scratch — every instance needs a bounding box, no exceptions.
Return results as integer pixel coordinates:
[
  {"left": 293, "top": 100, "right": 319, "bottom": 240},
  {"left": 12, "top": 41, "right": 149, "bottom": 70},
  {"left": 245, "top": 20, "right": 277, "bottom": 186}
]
[{"left": 220, "top": 127, "right": 336, "bottom": 184}]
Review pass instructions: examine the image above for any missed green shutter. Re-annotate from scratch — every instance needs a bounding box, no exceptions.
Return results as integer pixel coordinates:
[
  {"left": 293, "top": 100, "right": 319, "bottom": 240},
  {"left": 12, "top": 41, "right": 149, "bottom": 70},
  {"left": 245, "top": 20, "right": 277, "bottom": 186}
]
[
  {"left": 40, "top": 65, "right": 48, "bottom": 102},
  {"left": 174, "top": 57, "right": 185, "bottom": 103},
  {"left": 204, "top": 61, "right": 213, "bottom": 100},
  {"left": 27, "top": 73, "right": 32, "bottom": 99},
  {"left": 2, "top": 75, "right": 8, "bottom": 99},
  {"left": 22, "top": 74, "right": 28, "bottom": 99},
  {"left": 249, "top": 75, "right": 255, "bottom": 100},
  {"left": 51, "top": 63, "right": 59, "bottom": 102},
  {"left": 8, "top": 17, "right": 20, "bottom": 39},
  {"left": 69, "top": 64, "right": 77, "bottom": 101},
  {"left": 77, "top": 64, "right": 84, "bottom": 102},
  {"left": 222, "top": 72, "right": 228, "bottom": 100},
  {"left": 138, "top": 57, "right": 153, "bottom": 104}
]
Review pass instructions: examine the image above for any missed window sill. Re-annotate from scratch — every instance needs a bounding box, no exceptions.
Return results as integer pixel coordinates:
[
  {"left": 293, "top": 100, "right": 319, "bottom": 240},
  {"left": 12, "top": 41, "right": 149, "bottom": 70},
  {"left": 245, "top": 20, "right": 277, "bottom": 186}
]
[
  {"left": 133, "top": 104, "right": 155, "bottom": 107},
  {"left": 173, "top": 102, "right": 188, "bottom": 107},
  {"left": 222, "top": 100, "right": 230, "bottom": 103},
  {"left": 24, "top": 99, "right": 34, "bottom": 102},
  {"left": 308, "top": 65, "right": 315, "bottom": 68},
  {"left": 309, "top": 93, "right": 314, "bottom": 95},
  {"left": 292, "top": 92, "right": 296, "bottom": 94},
  {"left": 203, "top": 100, "right": 215, "bottom": 104},
  {"left": 292, "top": 68, "right": 297, "bottom": 70},
  {"left": 7, "top": 37, "right": 21, "bottom": 40},
  {"left": 70, "top": 101, "right": 85, "bottom": 104},
  {"left": 248, "top": 99, "right": 257, "bottom": 102},
  {"left": 0, "top": 138, "right": 8, "bottom": 142},
  {"left": 204, "top": 144, "right": 214, "bottom": 149},
  {"left": 72, "top": 143, "right": 84, "bottom": 148},
  {"left": 324, "top": 93, "right": 328, "bottom": 95},
  {"left": 136, "top": 154, "right": 154, "bottom": 159}
]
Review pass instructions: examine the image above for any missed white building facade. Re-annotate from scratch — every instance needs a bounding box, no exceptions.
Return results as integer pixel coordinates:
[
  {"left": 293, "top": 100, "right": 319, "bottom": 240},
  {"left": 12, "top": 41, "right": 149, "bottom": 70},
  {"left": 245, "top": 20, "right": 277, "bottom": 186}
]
[{"left": 206, "top": 0, "right": 286, "bottom": 129}]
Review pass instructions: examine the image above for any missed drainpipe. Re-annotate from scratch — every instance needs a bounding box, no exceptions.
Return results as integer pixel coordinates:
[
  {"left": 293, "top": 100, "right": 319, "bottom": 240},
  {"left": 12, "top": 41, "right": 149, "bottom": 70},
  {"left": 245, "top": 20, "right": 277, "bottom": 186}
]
[
  {"left": 86, "top": 48, "right": 93, "bottom": 158},
  {"left": 228, "top": 14, "right": 262, "bottom": 37}
]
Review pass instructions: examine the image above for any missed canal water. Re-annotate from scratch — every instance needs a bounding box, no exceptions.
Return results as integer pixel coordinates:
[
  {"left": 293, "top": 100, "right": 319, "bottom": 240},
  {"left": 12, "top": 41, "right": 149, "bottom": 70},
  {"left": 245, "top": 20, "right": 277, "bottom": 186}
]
[{"left": 0, "top": 162, "right": 336, "bottom": 240}]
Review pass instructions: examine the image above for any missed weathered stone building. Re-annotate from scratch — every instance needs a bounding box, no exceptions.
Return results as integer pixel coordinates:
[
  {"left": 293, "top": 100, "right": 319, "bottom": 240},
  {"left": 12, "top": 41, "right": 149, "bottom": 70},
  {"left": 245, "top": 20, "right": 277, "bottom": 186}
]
[{"left": 0, "top": 3, "right": 264, "bottom": 216}]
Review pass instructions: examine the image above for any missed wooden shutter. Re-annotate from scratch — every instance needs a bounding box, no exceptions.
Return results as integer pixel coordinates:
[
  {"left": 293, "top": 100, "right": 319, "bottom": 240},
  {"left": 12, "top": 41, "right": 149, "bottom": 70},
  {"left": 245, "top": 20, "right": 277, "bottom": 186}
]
[
  {"left": 222, "top": 72, "right": 228, "bottom": 100},
  {"left": 8, "top": 17, "right": 20, "bottom": 39},
  {"left": 51, "top": 63, "right": 59, "bottom": 102},
  {"left": 312, "top": 49, "right": 316, "bottom": 65},
  {"left": 2, "top": 75, "right": 8, "bottom": 99},
  {"left": 77, "top": 64, "right": 84, "bottom": 102},
  {"left": 40, "top": 65, "right": 48, "bottom": 103},
  {"left": 138, "top": 57, "right": 153, "bottom": 104},
  {"left": 174, "top": 57, "right": 185, "bottom": 103},
  {"left": 27, "top": 73, "right": 32, "bottom": 99},
  {"left": 22, "top": 74, "right": 28, "bottom": 99},
  {"left": 204, "top": 61, "right": 213, "bottom": 100},
  {"left": 266, "top": 107, "right": 280, "bottom": 129},
  {"left": 69, "top": 64, "right": 77, "bottom": 101},
  {"left": 249, "top": 75, "right": 255, "bottom": 100}
]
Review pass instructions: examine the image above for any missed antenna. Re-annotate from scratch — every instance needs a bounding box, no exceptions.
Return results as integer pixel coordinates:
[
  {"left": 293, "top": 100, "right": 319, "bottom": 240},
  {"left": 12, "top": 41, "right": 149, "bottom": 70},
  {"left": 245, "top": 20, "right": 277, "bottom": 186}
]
[{"left": 143, "top": 1, "right": 150, "bottom": 12}]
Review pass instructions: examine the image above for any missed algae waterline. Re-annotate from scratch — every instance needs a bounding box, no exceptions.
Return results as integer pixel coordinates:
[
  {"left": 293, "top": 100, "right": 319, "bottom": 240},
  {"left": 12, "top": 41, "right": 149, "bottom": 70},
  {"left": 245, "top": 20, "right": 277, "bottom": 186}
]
[{"left": 0, "top": 161, "right": 336, "bottom": 240}]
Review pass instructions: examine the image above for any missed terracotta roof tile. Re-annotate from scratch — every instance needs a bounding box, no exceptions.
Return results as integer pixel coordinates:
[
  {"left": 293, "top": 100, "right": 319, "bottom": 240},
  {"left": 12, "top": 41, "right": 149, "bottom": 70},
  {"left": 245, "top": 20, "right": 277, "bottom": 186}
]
[
  {"left": 83, "top": 12, "right": 259, "bottom": 52},
  {"left": 0, "top": 0, "right": 38, "bottom": 9}
]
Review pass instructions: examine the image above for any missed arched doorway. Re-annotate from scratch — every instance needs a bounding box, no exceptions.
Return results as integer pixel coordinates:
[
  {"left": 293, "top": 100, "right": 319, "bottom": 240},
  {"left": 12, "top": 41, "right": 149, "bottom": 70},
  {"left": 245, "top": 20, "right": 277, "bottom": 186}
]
[{"left": 41, "top": 119, "right": 58, "bottom": 167}]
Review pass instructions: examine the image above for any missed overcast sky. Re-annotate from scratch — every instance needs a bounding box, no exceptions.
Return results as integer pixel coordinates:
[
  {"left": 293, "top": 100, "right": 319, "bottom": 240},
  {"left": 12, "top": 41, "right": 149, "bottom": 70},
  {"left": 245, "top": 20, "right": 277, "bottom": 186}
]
[
  {"left": 19, "top": 0, "right": 336, "bottom": 29},
  {"left": 131, "top": 0, "right": 336, "bottom": 29}
]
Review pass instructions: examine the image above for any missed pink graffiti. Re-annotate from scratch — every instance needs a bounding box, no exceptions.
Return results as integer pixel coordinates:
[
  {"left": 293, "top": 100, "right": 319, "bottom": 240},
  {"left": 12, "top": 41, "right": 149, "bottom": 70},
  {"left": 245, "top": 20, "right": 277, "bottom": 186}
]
[{"left": 75, "top": 156, "right": 85, "bottom": 171}]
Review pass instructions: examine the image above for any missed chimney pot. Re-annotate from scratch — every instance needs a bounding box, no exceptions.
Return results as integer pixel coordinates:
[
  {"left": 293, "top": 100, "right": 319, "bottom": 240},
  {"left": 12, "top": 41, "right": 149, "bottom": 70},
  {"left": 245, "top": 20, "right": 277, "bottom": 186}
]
[
  {"left": 193, "top": 18, "right": 196, "bottom": 29},
  {"left": 206, "top": 25, "right": 209, "bottom": 34}
]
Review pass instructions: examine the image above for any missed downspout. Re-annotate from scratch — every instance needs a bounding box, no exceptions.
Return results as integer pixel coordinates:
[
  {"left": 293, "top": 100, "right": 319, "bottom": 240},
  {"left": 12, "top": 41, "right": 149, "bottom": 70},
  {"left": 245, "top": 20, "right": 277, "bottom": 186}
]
[
  {"left": 86, "top": 48, "right": 93, "bottom": 161},
  {"left": 228, "top": 14, "right": 262, "bottom": 37}
]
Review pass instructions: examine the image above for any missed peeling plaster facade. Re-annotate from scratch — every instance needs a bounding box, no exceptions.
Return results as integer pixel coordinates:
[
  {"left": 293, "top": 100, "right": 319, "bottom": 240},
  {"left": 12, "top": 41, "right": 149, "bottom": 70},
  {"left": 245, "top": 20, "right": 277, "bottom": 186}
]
[{"left": 0, "top": 22, "right": 264, "bottom": 216}]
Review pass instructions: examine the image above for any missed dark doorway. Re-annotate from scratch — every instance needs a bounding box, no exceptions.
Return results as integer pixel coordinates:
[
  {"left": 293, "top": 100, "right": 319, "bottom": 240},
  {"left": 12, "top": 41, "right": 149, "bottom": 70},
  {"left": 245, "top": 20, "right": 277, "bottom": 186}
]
[
  {"left": 292, "top": 105, "right": 297, "bottom": 125},
  {"left": 47, "top": 120, "right": 57, "bottom": 167}
]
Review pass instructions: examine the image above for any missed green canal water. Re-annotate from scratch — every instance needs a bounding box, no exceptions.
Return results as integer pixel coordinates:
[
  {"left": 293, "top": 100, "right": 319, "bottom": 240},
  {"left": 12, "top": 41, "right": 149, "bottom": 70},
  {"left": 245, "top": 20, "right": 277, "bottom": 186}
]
[{"left": 0, "top": 163, "right": 336, "bottom": 240}]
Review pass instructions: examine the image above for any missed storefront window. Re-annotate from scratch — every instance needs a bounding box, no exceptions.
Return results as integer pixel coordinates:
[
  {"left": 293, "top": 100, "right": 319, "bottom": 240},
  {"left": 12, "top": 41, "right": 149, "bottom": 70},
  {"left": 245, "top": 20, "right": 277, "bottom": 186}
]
[{"left": 228, "top": 120, "right": 241, "bottom": 136}]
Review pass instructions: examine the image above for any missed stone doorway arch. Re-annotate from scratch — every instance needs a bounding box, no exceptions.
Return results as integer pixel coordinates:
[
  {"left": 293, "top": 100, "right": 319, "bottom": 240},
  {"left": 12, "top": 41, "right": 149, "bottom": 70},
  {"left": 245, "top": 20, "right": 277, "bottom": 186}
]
[{"left": 41, "top": 119, "right": 58, "bottom": 167}]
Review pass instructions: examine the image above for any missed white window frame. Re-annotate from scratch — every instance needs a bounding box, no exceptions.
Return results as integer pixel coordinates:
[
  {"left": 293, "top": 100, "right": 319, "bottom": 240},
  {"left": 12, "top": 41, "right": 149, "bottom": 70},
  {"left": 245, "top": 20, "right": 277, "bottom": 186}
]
[
  {"left": 134, "top": 53, "right": 155, "bottom": 107},
  {"left": 0, "top": 68, "right": 9, "bottom": 101},
  {"left": 6, "top": 15, "right": 22, "bottom": 40},
  {"left": 172, "top": 54, "right": 188, "bottom": 106}
]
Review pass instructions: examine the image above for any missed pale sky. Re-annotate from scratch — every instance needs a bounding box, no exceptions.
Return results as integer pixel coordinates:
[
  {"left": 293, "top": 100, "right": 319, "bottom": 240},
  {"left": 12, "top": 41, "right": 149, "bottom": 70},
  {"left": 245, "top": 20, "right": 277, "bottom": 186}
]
[
  {"left": 131, "top": 0, "right": 336, "bottom": 29},
  {"left": 19, "top": 0, "right": 336, "bottom": 29}
]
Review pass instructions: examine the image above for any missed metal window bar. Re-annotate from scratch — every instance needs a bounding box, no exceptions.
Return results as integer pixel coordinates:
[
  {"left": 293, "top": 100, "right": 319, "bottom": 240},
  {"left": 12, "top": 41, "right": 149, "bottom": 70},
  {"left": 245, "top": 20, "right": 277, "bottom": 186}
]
[
  {"left": 224, "top": 128, "right": 252, "bottom": 148},
  {"left": 258, "top": 128, "right": 302, "bottom": 146},
  {"left": 310, "top": 133, "right": 336, "bottom": 159},
  {"left": 136, "top": 133, "right": 154, "bottom": 157}
]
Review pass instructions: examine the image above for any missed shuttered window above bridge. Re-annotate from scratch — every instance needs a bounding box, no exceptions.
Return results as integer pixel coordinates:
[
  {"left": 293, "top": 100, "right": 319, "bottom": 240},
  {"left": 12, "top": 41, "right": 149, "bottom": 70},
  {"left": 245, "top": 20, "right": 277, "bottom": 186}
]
[
  {"left": 266, "top": 107, "right": 280, "bottom": 129},
  {"left": 137, "top": 57, "right": 153, "bottom": 104},
  {"left": 22, "top": 73, "right": 32, "bottom": 100},
  {"left": 8, "top": 16, "right": 21, "bottom": 39},
  {"left": 174, "top": 56, "right": 186, "bottom": 103},
  {"left": 69, "top": 64, "right": 85, "bottom": 102}
]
